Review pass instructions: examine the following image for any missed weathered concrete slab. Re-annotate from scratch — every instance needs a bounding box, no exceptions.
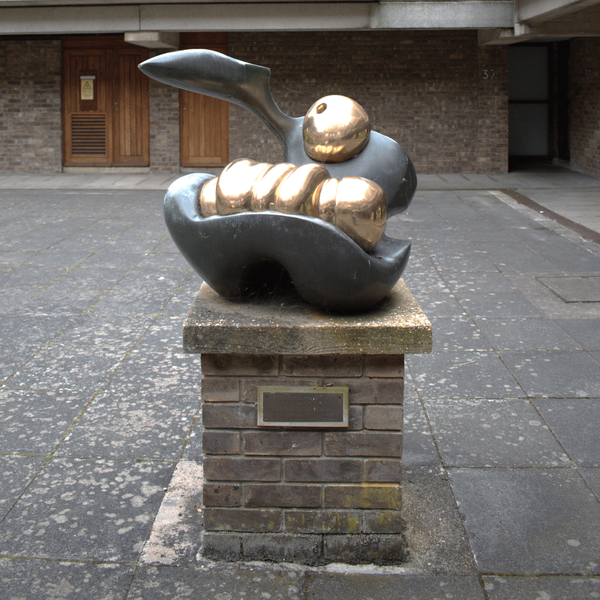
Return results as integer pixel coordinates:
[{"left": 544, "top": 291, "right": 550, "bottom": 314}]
[
  {"left": 449, "top": 468, "right": 600, "bottom": 574},
  {"left": 184, "top": 280, "right": 432, "bottom": 356}
]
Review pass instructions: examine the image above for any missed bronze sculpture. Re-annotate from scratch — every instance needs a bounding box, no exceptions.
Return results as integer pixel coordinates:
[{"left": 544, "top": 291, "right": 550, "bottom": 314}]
[{"left": 139, "top": 50, "right": 417, "bottom": 312}]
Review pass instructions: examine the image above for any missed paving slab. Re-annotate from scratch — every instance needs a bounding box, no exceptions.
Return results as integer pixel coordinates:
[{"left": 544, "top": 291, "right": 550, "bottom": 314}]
[
  {"left": 472, "top": 241, "right": 558, "bottom": 273},
  {"left": 456, "top": 291, "right": 544, "bottom": 318},
  {"left": 506, "top": 273, "right": 600, "bottom": 320},
  {"left": 0, "top": 389, "right": 90, "bottom": 454},
  {"left": 429, "top": 316, "right": 493, "bottom": 352},
  {"left": 553, "top": 318, "right": 600, "bottom": 351},
  {"left": 483, "top": 575, "right": 600, "bottom": 600},
  {"left": 13, "top": 286, "right": 104, "bottom": 316},
  {"left": 88, "top": 287, "right": 174, "bottom": 317},
  {"left": 57, "top": 266, "right": 130, "bottom": 290},
  {"left": 0, "top": 559, "right": 135, "bottom": 600},
  {"left": 408, "top": 291, "right": 468, "bottom": 319},
  {"left": 449, "top": 468, "right": 600, "bottom": 575},
  {"left": 476, "top": 317, "right": 582, "bottom": 351},
  {"left": 443, "top": 271, "right": 519, "bottom": 294},
  {"left": 400, "top": 466, "right": 477, "bottom": 575},
  {"left": 0, "top": 343, "right": 40, "bottom": 384},
  {"left": 1, "top": 172, "right": 600, "bottom": 594},
  {"left": 107, "top": 349, "right": 202, "bottom": 394},
  {"left": 0, "top": 458, "right": 174, "bottom": 562},
  {"left": 539, "top": 275, "right": 600, "bottom": 302},
  {"left": 304, "top": 573, "right": 485, "bottom": 600},
  {"left": 0, "top": 456, "right": 45, "bottom": 519},
  {"left": 56, "top": 390, "right": 199, "bottom": 460},
  {"left": 6, "top": 342, "right": 125, "bottom": 391},
  {"left": 424, "top": 398, "right": 570, "bottom": 467},
  {"left": 501, "top": 350, "right": 600, "bottom": 398},
  {"left": 580, "top": 469, "right": 600, "bottom": 500},
  {"left": 408, "top": 352, "right": 526, "bottom": 399},
  {"left": 130, "top": 563, "right": 305, "bottom": 600},
  {"left": 0, "top": 312, "right": 75, "bottom": 346},
  {"left": 534, "top": 399, "right": 600, "bottom": 467},
  {"left": 53, "top": 314, "right": 154, "bottom": 350},
  {"left": 402, "top": 397, "right": 440, "bottom": 467}
]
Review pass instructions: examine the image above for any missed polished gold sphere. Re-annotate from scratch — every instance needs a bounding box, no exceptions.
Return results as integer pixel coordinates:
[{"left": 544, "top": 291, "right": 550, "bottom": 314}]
[{"left": 302, "top": 95, "right": 371, "bottom": 164}]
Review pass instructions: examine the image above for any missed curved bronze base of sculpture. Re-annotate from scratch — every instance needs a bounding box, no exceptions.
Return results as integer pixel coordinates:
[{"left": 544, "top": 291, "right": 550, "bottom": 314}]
[{"left": 165, "top": 174, "right": 411, "bottom": 313}]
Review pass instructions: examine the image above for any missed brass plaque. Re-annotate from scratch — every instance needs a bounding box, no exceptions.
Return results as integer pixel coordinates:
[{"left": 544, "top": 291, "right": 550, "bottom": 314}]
[{"left": 258, "top": 386, "right": 349, "bottom": 428}]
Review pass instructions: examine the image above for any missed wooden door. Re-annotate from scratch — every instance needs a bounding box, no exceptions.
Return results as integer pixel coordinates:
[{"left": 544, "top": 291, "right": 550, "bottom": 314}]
[
  {"left": 113, "top": 47, "right": 150, "bottom": 165},
  {"left": 63, "top": 39, "right": 149, "bottom": 167},
  {"left": 180, "top": 92, "right": 229, "bottom": 166},
  {"left": 180, "top": 33, "right": 229, "bottom": 167},
  {"left": 63, "top": 48, "right": 111, "bottom": 165}
]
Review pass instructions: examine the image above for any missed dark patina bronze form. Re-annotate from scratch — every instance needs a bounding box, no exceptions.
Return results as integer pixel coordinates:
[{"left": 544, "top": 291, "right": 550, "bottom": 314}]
[{"left": 139, "top": 50, "right": 417, "bottom": 312}]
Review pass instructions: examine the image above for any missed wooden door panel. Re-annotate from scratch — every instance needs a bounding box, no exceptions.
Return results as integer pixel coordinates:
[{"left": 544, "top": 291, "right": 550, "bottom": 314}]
[
  {"left": 113, "top": 49, "right": 149, "bottom": 165},
  {"left": 63, "top": 41, "right": 148, "bottom": 167},
  {"left": 180, "top": 37, "right": 229, "bottom": 168},
  {"left": 181, "top": 91, "right": 229, "bottom": 166},
  {"left": 63, "top": 49, "right": 111, "bottom": 165}
]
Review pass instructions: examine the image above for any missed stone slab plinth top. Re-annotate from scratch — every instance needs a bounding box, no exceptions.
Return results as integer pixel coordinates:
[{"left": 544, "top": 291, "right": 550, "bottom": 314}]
[{"left": 184, "top": 279, "right": 431, "bottom": 356}]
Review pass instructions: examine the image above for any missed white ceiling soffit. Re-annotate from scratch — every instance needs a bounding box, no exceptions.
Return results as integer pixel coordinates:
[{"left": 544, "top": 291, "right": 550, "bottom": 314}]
[
  {"left": 515, "top": 0, "right": 600, "bottom": 23},
  {"left": 480, "top": 0, "right": 600, "bottom": 43},
  {"left": 0, "top": 2, "right": 514, "bottom": 35}
]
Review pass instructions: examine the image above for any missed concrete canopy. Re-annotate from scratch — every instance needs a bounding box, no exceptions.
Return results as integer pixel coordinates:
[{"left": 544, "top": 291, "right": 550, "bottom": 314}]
[{"left": 0, "top": 1, "right": 514, "bottom": 35}]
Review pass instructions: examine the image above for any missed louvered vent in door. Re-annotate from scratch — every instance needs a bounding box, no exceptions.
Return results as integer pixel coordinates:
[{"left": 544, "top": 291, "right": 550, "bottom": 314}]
[{"left": 70, "top": 113, "right": 107, "bottom": 156}]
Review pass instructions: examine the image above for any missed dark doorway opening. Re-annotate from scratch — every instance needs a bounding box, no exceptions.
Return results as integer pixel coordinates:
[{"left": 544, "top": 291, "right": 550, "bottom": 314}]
[{"left": 508, "top": 41, "right": 570, "bottom": 171}]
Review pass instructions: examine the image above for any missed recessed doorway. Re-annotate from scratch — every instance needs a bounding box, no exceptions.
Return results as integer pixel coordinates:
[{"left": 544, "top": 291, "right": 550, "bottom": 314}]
[{"left": 62, "top": 37, "right": 149, "bottom": 167}]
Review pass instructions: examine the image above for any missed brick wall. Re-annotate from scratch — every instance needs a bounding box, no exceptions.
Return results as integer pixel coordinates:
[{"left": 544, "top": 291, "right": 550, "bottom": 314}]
[
  {"left": 229, "top": 31, "right": 509, "bottom": 173},
  {"left": 0, "top": 39, "right": 62, "bottom": 173},
  {"left": 477, "top": 44, "right": 509, "bottom": 171},
  {"left": 0, "top": 32, "right": 511, "bottom": 175},
  {"left": 570, "top": 39, "right": 600, "bottom": 178},
  {"left": 148, "top": 50, "right": 180, "bottom": 173},
  {"left": 200, "top": 352, "right": 405, "bottom": 565}
]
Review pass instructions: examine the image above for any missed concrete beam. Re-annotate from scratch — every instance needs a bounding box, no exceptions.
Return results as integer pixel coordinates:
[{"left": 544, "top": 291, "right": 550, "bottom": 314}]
[
  {"left": 478, "top": 27, "right": 517, "bottom": 44},
  {"left": 140, "top": 3, "right": 373, "bottom": 30},
  {"left": 516, "top": 0, "right": 600, "bottom": 23},
  {"left": 0, "top": 5, "right": 139, "bottom": 34},
  {"left": 0, "top": 1, "right": 515, "bottom": 35},
  {"left": 125, "top": 31, "right": 180, "bottom": 49},
  {"left": 479, "top": 5, "right": 600, "bottom": 44},
  {"left": 373, "top": 1, "right": 514, "bottom": 29},
  {"left": 141, "top": 2, "right": 514, "bottom": 31}
]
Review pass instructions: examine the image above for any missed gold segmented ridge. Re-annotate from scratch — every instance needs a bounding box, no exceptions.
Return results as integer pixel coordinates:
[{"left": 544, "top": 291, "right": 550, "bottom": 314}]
[{"left": 199, "top": 158, "right": 387, "bottom": 252}]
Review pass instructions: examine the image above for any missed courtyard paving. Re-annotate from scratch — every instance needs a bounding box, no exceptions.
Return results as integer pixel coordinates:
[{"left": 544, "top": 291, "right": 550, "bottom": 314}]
[{"left": 0, "top": 167, "right": 599, "bottom": 598}]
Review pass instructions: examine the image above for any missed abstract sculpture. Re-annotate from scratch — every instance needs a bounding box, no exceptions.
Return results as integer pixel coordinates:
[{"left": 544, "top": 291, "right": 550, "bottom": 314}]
[{"left": 139, "top": 50, "right": 417, "bottom": 312}]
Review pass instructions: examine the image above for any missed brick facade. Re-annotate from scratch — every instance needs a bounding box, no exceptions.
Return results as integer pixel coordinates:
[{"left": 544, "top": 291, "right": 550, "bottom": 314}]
[
  {"left": 570, "top": 38, "right": 600, "bottom": 179},
  {"left": 148, "top": 51, "right": 181, "bottom": 174},
  {"left": 0, "top": 39, "right": 62, "bottom": 173},
  {"left": 200, "top": 352, "right": 406, "bottom": 565},
  {"left": 3, "top": 33, "right": 600, "bottom": 179},
  {"left": 229, "top": 31, "right": 509, "bottom": 173}
]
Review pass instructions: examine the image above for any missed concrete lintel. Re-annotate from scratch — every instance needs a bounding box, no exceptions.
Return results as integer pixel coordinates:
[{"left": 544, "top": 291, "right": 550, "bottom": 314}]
[
  {"left": 478, "top": 27, "right": 516, "bottom": 44},
  {"left": 140, "top": 3, "right": 373, "bottom": 31},
  {"left": 0, "top": 1, "right": 514, "bottom": 35},
  {"left": 0, "top": 5, "right": 139, "bottom": 35},
  {"left": 373, "top": 1, "right": 514, "bottom": 29},
  {"left": 141, "top": 2, "right": 514, "bottom": 31},
  {"left": 479, "top": 14, "right": 600, "bottom": 43},
  {"left": 125, "top": 31, "right": 180, "bottom": 49},
  {"left": 516, "top": 0, "right": 600, "bottom": 24}
]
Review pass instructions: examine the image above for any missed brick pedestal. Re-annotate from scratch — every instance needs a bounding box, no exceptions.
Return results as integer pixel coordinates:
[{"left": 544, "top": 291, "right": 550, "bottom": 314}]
[{"left": 184, "top": 281, "right": 431, "bottom": 565}]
